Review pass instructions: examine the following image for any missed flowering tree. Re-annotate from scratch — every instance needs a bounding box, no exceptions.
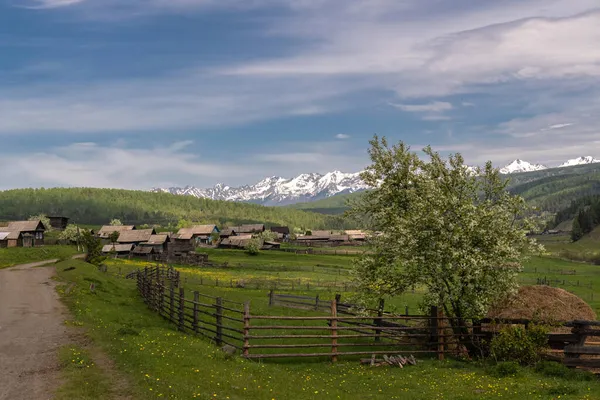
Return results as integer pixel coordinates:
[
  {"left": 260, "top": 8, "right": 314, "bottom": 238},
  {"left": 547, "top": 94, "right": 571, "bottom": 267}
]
[
  {"left": 109, "top": 218, "right": 123, "bottom": 226},
  {"left": 349, "top": 136, "right": 543, "bottom": 352},
  {"left": 29, "top": 214, "right": 52, "bottom": 232}
]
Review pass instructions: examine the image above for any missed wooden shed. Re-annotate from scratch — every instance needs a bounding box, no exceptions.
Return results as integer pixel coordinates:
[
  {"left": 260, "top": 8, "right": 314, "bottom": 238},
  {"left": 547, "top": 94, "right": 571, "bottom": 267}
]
[
  {"left": 176, "top": 225, "right": 219, "bottom": 244},
  {"left": 49, "top": 216, "right": 70, "bottom": 231},
  {"left": 97, "top": 225, "right": 136, "bottom": 239},
  {"left": 139, "top": 234, "right": 170, "bottom": 253},
  {"left": 117, "top": 229, "right": 156, "bottom": 245},
  {"left": 7, "top": 220, "right": 46, "bottom": 247},
  {"left": 229, "top": 224, "right": 265, "bottom": 235},
  {"left": 102, "top": 244, "right": 134, "bottom": 255}
]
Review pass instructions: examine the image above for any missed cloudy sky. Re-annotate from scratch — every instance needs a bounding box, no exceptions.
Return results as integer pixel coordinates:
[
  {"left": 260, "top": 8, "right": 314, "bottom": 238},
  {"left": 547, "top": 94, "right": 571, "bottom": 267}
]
[{"left": 1, "top": 0, "right": 599, "bottom": 190}]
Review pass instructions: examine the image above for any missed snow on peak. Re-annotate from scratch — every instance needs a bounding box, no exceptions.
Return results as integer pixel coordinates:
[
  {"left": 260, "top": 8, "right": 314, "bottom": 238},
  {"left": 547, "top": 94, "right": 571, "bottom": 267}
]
[
  {"left": 559, "top": 156, "right": 600, "bottom": 168},
  {"left": 500, "top": 159, "right": 548, "bottom": 174}
]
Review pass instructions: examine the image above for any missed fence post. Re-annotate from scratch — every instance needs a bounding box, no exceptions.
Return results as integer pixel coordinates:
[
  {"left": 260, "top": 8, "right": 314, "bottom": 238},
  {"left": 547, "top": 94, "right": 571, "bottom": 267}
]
[
  {"left": 178, "top": 287, "right": 185, "bottom": 332},
  {"left": 429, "top": 306, "right": 439, "bottom": 355},
  {"left": 437, "top": 308, "right": 445, "bottom": 361},
  {"left": 243, "top": 301, "right": 250, "bottom": 358},
  {"left": 215, "top": 297, "right": 223, "bottom": 346},
  {"left": 374, "top": 298, "right": 385, "bottom": 343},
  {"left": 314, "top": 294, "right": 320, "bottom": 311},
  {"left": 158, "top": 282, "right": 164, "bottom": 316},
  {"left": 193, "top": 291, "right": 199, "bottom": 334},
  {"left": 331, "top": 299, "right": 338, "bottom": 363},
  {"left": 268, "top": 290, "right": 274, "bottom": 306},
  {"left": 169, "top": 280, "right": 175, "bottom": 322}
]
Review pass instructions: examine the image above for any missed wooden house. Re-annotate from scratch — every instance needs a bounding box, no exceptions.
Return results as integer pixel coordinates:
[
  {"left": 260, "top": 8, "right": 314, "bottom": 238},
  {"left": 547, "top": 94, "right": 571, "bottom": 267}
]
[
  {"left": 219, "top": 228, "right": 237, "bottom": 239},
  {"left": 261, "top": 240, "right": 281, "bottom": 250},
  {"left": 176, "top": 225, "right": 219, "bottom": 245},
  {"left": 139, "top": 234, "right": 170, "bottom": 254},
  {"left": 4, "top": 220, "right": 46, "bottom": 247},
  {"left": 218, "top": 234, "right": 253, "bottom": 249},
  {"left": 116, "top": 229, "right": 156, "bottom": 246},
  {"left": 270, "top": 226, "right": 290, "bottom": 241},
  {"left": 97, "top": 225, "right": 136, "bottom": 240},
  {"left": 102, "top": 243, "right": 134, "bottom": 255},
  {"left": 49, "top": 216, "right": 70, "bottom": 231},
  {"left": 0, "top": 231, "right": 22, "bottom": 248},
  {"left": 345, "top": 230, "right": 367, "bottom": 241},
  {"left": 229, "top": 224, "right": 265, "bottom": 235}
]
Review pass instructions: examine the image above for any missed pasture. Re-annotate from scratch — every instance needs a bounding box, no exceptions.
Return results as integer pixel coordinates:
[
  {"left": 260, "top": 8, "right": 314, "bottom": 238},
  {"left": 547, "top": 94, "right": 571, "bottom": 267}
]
[
  {"left": 0, "top": 245, "right": 80, "bottom": 269},
  {"left": 56, "top": 259, "right": 600, "bottom": 399}
]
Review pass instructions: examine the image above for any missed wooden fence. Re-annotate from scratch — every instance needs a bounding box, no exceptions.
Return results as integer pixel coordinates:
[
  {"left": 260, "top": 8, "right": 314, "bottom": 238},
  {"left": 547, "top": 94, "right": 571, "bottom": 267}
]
[{"left": 135, "top": 266, "right": 600, "bottom": 368}]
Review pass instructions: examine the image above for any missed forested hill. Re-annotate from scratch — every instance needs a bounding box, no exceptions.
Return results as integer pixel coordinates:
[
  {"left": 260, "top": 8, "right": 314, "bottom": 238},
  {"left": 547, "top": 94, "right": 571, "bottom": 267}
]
[{"left": 0, "top": 188, "right": 353, "bottom": 230}]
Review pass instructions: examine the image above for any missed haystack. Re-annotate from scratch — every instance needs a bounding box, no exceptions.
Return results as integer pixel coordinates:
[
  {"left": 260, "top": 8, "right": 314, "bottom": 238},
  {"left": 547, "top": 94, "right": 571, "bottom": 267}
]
[{"left": 488, "top": 285, "right": 596, "bottom": 323}]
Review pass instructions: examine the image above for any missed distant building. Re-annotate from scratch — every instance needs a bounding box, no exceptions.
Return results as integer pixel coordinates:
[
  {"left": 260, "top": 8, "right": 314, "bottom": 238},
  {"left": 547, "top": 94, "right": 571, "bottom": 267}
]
[
  {"left": 117, "top": 229, "right": 156, "bottom": 246},
  {"left": 229, "top": 224, "right": 265, "bottom": 235},
  {"left": 0, "top": 220, "right": 46, "bottom": 247},
  {"left": 97, "top": 225, "right": 136, "bottom": 239},
  {"left": 270, "top": 226, "right": 290, "bottom": 241},
  {"left": 219, "top": 228, "right": 237, "bottom": 239},
  {"left": 48, "top": 216, "right": 70, "bottom": 231},
  {"left": 175, "top": 225, "right": 220, "bottom": 245},
  {"left": 102, "top": 244, "right": 134, "bottom": 255}
]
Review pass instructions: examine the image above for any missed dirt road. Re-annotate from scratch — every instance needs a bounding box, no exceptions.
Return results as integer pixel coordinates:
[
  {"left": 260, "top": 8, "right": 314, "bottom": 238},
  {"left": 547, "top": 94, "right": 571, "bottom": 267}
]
[{"left": 0, "top": 260, "right": 69, "bottom": 400}]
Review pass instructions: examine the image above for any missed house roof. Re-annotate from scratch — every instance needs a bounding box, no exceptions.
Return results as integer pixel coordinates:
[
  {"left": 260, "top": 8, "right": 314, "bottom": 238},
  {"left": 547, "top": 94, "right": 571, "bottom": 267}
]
[
  {"left": 132, "top": 246, "right": 154, "bottom": 254},
  {"left": 230, "top": 224, "right": 265, "bottom": 233},
  {"left": 270, "top": 226, "right": 290, "bottom": 234},
  {"left": 329, "top": 235, "right": 349, "bottom": 241},
  {"left": 345, "top": 230, "right": 364, "bottom": 235},
  {"left": 310, "top": 230, "right": 332, "bottom": 237},
  {"left": 296, "top": 235, "right": 330, "bottom": 241},
  {"left": 173, "top": 232, "right": 194, "bottom": 240},
  {"left": 219, "top": 228, "right": 236, "bottom": 236},
  {"left": 177, "top": 225, "right": 219, "bottom": 236},
  {"left": 98, "top": 225, "right": 136, "bottom": 238},
  {"left": 8, "top": 220, "right": 45, "bottom": 232},
  {"left": 0, "top": 232, "right": 10, "bottom": 240},
  {"left": 102, "top": 244, "right": 134, "bottom": 253},
  {"left": 146, "top": 234, "right": 170, "bottom": 245},
  {"left": 117, "top": 229, "right": 156, "bottom": 243}
]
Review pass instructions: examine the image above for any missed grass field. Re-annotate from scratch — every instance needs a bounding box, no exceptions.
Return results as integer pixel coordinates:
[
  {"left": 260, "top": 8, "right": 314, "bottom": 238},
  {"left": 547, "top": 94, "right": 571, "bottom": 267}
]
[
  {"left": 56, "top": 259, "right": 600, "bottom": 399},
  {"left": 0, "top": 245, "right": 80, "bottom": 268}
]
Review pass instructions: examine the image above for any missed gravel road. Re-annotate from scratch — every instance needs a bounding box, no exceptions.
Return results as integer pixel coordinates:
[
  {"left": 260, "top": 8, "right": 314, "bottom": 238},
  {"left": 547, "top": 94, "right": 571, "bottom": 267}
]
[{"left": 0, "top": 260, "right": 69, "bottom": 400}]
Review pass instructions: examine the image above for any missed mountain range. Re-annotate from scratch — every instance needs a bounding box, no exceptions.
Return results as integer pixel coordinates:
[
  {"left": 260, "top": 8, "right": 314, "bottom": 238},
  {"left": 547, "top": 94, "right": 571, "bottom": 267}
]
[{"left": 153, "top": 156, "right": 600, "bottom": 206}]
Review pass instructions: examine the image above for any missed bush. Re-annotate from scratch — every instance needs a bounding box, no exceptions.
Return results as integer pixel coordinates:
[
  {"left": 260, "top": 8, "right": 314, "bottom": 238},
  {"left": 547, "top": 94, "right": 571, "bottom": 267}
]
[
  {"left": 245, "top": 238, "right": 262, "bottom": 256},
  {"left": 535, "top": 361, "right": 595, "bottom": 381},
  {"left": 489, "top": 361, "right": 521, "bottom": 377},
  {"left": 489, "top": 324, "right": 549, "bottom": 365}
]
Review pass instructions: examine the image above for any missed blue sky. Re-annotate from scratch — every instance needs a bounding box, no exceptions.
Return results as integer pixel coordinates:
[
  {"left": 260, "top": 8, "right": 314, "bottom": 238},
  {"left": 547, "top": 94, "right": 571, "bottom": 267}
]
[{"left": 1, "top": 0, "right": 599, "bottom": 190}]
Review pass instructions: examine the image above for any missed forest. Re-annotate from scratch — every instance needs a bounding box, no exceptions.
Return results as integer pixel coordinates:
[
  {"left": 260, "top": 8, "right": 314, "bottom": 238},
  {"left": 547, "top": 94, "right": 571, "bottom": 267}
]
[{"left": 0, "top": 188, "right": 353, "bottom": 230}]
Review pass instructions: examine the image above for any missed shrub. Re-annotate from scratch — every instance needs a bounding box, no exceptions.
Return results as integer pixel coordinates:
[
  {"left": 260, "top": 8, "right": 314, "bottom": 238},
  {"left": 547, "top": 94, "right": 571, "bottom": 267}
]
[
  {"left": 489, "top": 324, "right": 549, "bottom": 365},
  {"left": 535, "top": 361, "right": 595, "bottom": 381},
  {"left": 245, "top": 238, "right": 262, "bottom": 256},
  {"left": 489, "top": 361, "right": 521, "bottom": 377}
]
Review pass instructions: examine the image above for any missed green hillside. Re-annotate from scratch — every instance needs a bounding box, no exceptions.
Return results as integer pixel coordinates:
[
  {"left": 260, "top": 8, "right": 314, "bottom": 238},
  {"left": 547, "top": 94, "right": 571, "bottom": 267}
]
[
  {"left": 0, "top": 188, "right": 352, "bottom": 230},
  {"left": 288, "top": 192, "right": 362, "bottom": 214},
  {"left": 290, "top": 163, "right": 600, "bottom": 215}
]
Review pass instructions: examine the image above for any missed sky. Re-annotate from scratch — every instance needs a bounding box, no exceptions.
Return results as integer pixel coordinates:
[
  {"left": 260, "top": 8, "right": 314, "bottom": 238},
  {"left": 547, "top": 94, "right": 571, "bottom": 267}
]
[{"left": 0, "top": 0, "right": 599, "bottom": 190}]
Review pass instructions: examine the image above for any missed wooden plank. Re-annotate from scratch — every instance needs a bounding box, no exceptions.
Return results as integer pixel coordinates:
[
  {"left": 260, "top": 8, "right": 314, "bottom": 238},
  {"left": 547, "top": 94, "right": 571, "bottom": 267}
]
[
  {"left": 564, "top": 345, "right": 600, "bottom": 355},
  {"left": 563, "top": 358, "right": 600, "bottom": 368}
]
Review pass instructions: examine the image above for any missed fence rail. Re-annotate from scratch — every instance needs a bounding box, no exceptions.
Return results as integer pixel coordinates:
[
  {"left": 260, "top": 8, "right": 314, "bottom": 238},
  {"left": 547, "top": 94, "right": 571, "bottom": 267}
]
[{"left": 135, "top": 266, "right": 600, "bottom": 368}]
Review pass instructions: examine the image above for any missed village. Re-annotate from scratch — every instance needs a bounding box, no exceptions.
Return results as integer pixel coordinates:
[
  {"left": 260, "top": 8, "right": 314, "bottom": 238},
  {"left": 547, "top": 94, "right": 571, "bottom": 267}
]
[{"left": 0, "top": 216, "right": 369, "bottom": 262}]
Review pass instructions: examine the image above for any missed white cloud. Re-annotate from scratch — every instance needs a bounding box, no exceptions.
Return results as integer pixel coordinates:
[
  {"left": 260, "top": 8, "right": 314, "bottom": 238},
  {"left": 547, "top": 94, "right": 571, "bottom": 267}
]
[
  {"left": 389, "top": 101, "right": 453, "bottom": 113},
  {"left": 335, "top": 133, "right": 350, "bottom": 139},
  {"left": 0, "top": 139, "right": 369, "bottom": 189},
  {"left": 547, "top": 123, "right": 573, "bottom": 129},
  {"left": 23, "top": 0, "right": 85, "bottom": 9}
]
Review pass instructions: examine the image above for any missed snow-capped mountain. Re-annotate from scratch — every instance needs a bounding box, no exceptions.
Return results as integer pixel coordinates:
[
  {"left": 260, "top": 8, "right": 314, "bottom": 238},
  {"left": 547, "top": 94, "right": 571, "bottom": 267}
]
[
  {"left": 559, "top": 156, "right": 600, "bottom": 168},
  {"left": 154, "top": 157, "right": 600, "bottom": 205},
  {"left": 499, "top": 159, "right": 548, "bottom": 174},
  {"left": 153, "top": 171, "right": 368, "bottom": 206}
]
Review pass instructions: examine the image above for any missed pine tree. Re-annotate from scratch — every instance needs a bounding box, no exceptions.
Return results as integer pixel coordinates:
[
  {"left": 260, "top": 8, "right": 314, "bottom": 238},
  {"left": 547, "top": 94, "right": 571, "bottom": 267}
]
[{"left": 571, "top": 215, "right": 584, "bottom": 242}]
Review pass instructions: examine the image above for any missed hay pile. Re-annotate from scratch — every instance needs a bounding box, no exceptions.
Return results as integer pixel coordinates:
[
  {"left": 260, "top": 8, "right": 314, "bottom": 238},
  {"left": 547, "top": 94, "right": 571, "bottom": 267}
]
[{"left": 488, "top": 285, "right": 596, "bottom": 322}]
